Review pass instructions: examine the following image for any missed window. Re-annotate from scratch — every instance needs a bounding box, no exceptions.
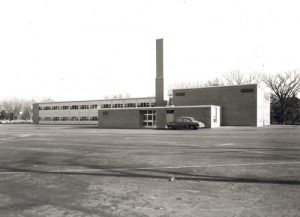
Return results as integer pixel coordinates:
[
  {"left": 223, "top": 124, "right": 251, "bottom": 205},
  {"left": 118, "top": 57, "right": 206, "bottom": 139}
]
[
  {"left": 112, "top": 104, "right": 123, "bottom": 108},
  {"left": 140, "top": 102, "right": 150, "bottom": 107},
  {"left": 44, "top": 117, "right": 51, "bottom": 121},
  {"left": 43, "top": 106, "right": 51, "bottom": 110},
  {"left": 70, "top": 117, "right": 79, "bottom": 121},
  {"left": 80, "top": 105, "right": 89, "bottom": 109},
  {"left": 90, "top": 104, "right": 98, "bottom": 109},
  {"left": 90, "top": 116, "right": 98, "bottom": 121},
  {"left": 166, "top": 110, "right": 174, "bottom": 114},
  {"left": 80, "top": 116, "right": 89, "bottom": 121},
  {"left": 175, "top": 92, "right": 185, "bottom": 96},
  {"left": 39, "top": 107, "right": 43, "bottom": 110},
  {"left": 52, "top": 117, "right": 60, "bottom": 121},
  {"left": 101, "top": 104, "right": 111, "bottom": 108},
  {"left": 241, "top": 88, "right": 254, "bottom": 93},
  {"left": 71, "top": 105, "right": 79, "bottom": 110},
  {"left": 52, "top": 106, "right": 59, "bottom": 110},
  {"left": 142, "top": 110, "right": 156, "bottom": 127},
  {"left": 62, "top": 106, "right": 69, "bottom": 110},
  {"left": 61, "top": 117, "right": 69, "bottom": 121},
  {"left": 125, "top": 103, "right": 136, "bottom": 108}
]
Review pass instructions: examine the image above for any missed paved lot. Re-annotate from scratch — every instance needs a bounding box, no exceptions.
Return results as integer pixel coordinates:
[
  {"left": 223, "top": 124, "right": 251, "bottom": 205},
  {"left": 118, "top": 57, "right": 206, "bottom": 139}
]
[{"left": 0, "top": 125, "right": 299, "bottom": 217}]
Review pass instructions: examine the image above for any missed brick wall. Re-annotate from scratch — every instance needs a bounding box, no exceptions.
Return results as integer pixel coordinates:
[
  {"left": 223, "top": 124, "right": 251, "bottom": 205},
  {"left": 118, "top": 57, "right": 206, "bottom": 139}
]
[
  {"left": 173, "top": 85, "right": 258, "bottom": 126},
  {"left": 98, "top": 109, "right": 141, "bottom": 128}
]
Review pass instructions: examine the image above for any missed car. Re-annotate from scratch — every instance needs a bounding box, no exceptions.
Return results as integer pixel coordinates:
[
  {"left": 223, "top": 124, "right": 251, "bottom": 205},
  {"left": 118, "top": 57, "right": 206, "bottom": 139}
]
[{"left": 167, "top": 117, "right": 205, "bottom": 130}]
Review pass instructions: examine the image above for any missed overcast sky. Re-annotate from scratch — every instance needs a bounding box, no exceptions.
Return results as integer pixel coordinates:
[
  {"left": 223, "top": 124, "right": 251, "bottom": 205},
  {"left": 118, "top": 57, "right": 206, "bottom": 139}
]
[{"left": 1, "top": 0, "right": 300, "bottom": 101}]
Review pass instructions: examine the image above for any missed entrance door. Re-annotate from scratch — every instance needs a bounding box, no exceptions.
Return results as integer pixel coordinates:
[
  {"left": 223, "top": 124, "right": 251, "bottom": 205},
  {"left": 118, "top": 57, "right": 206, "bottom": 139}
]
[{"left": 166, "top": 110, "right": 175, "bottom": 123}]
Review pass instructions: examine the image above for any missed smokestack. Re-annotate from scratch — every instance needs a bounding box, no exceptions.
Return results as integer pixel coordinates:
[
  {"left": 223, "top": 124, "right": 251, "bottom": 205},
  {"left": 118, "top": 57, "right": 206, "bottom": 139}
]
[{"left": 155, "top": 38, "right": 165, "bottom": 106}]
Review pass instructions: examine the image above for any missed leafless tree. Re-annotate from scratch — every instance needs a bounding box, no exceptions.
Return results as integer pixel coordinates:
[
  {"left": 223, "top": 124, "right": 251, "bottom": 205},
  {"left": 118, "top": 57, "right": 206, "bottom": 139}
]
[
  {"left": 222, "top": 70, "right": 261, "bottom": 85},
  {"left": 171, "top": 70, "right": 261, "bottom": 91},
  {"left": 39, "top": 97, "right": 55, "bottom": 103},
  {"left": 263, "top": 70, "right": 300, "bottom": 124},
  {"left": 202, "top": 78, "right": 224, "bottom": 87},
  {"left": 104, "top": 93, "right": 131, "bottom": 99},
  {"left": 0, "top": 97, "right": 54, "bottom": 120},
  {"left": 1, "top": 98, "right": 24, "bottom": 120}
]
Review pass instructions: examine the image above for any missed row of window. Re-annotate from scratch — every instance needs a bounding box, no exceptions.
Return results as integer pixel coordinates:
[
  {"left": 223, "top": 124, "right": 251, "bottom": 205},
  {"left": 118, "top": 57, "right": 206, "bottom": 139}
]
[
  {"left": 40, "top": 116, "right": 98, "bottom": 121},
  {"left": 101, "top": 102, "right": 154, "bottom": 109},
  {"left": 40, "top": 104, "right": 98, "bottom": 111},
  {"left": 39, "top": 102, "right": 155, "bottom": 111}
]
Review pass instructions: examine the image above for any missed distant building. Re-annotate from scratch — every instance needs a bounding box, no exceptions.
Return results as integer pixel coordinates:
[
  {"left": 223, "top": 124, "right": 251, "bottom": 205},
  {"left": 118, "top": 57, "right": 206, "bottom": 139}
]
[{"left": 33, "top": 39, "right": 270, "bottom": 128}]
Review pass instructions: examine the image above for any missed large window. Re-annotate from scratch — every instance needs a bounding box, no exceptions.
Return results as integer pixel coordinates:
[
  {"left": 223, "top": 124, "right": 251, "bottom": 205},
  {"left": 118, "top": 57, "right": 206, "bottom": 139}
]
[{"left": 142, "top": 110, "right": 156, "bottom": 127}]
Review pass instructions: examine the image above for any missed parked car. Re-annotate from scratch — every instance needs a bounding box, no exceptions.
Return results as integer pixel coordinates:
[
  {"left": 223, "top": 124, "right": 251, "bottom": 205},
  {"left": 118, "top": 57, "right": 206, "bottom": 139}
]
[{"left": 167, "top": 117, "right": 205, "bottom": 130}]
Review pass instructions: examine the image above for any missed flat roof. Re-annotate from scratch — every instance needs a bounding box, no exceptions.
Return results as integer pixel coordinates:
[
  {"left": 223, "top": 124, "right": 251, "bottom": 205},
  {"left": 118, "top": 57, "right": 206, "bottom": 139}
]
[
  {"left": 37, "top": 97, "right": 155, "bottom": 105},
  {"left": 98, "top": 105, "right": 220, "bottom": 110},
  {"left": 173, "top": 83, "right": 258, "bottom": 91}
]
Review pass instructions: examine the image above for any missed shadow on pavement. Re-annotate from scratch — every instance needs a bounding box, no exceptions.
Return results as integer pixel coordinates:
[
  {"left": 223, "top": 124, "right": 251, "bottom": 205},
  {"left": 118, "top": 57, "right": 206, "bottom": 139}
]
[{"left": 1, "top": 165, "right": 299, "bottom": 185}]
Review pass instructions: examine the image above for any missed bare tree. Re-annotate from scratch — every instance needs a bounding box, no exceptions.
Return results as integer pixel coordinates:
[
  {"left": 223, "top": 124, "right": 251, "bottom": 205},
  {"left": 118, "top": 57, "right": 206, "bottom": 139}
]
[
  {"left": 222, "top": 70, "right": 261, "bottom": 85},
  {"left": 202, "top": 78, "right": 224, "bottom": 87},
  {"left": 104, "top": 93, "right": 131, "bottom": 99},
  {"left": 0, "top": 97, "right": 55, "bottom": 120},
  {"left": 39, "top": 97, "right": 55, "bottom": 103},
  {"left": 171, "top": 70, "right": 261, "bottom": 91},
  {"left": 1, "top": 98, "right": 24, "bottom": 120},
  {"left": 263, "top": 70, "right": 300, "bottom": 124}
]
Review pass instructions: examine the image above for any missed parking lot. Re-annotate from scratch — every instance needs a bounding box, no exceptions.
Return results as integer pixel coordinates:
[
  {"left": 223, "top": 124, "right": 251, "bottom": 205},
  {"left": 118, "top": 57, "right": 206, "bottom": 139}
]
[{"left": 0, "top": 125, "right": 299, "bottom": 217}]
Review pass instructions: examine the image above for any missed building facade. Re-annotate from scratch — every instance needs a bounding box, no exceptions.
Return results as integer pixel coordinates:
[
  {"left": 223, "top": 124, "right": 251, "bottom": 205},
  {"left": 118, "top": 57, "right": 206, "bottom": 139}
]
[
  {"left": 33, "top": 98, "right": 155, "bottom": 125},
  {"left": 32, "top": 38, "right": 270, "bottom": 128},
  {"left": 98, "top": 105, "right": 221, "bottom": 129}
]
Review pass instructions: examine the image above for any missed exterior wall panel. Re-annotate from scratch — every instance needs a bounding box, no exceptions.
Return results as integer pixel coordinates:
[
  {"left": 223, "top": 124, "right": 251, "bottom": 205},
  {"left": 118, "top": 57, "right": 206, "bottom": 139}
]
[
  {"left": 98, "top": 109, "right": 141, "bottom": 128},
  {"left": 32, "top": 103, "right": 39, "bottom": 124}
]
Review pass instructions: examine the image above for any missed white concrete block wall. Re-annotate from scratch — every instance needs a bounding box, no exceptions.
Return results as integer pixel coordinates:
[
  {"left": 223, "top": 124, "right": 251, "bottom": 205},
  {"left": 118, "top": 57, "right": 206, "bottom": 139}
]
[{"left": 37, "top": 98, "right": 155, "bottom": 125}]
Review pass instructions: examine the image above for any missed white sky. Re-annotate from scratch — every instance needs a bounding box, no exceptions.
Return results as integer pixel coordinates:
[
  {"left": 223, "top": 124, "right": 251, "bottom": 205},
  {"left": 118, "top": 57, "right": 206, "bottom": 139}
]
[{"left": 1, "top": 0, "right": 300, "bottom": 101}]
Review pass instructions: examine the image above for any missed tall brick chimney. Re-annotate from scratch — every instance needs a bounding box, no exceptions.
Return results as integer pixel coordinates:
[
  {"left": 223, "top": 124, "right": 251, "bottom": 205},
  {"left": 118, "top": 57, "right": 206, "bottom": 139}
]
[{"left": 155, "top": 38, "right": 165, "bottom": 106}]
